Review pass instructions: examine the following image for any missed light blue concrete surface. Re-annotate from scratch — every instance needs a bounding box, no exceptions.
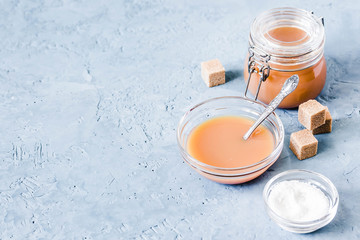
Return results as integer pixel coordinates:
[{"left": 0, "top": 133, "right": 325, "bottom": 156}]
[{"left": 0, "top": 0, "right": 359, "bottom": 239}]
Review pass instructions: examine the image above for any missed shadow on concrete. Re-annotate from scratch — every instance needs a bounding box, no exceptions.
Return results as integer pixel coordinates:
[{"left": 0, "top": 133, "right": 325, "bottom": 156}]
[{"left": 226, "top": 70, "right": 242, "bottom": 83}]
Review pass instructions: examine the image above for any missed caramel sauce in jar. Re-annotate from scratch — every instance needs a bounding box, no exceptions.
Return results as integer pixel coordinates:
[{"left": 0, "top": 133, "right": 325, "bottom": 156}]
[{"left": 244, "top": 8, "right": 326, "bottom": 108}]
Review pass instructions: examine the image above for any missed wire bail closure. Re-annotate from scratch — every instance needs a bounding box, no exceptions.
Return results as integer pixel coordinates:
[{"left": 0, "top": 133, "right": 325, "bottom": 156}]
[{"left": 244, "top": 47, "right": 271, "bottom": 101}]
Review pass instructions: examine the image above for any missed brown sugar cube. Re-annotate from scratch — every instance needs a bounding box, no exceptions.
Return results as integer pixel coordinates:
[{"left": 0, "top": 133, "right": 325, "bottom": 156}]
[
  {"left": 289, "top": 129, "right": 318, "bottom": 160},
  {"left": 312, "top": 107, "right": 332, "bottom": 135},
  {"left": 298, "top": 99, "right": 326, "bottom": 130},
  {"left": 201, "top": 59, "right": 225, "bottom": 87}
]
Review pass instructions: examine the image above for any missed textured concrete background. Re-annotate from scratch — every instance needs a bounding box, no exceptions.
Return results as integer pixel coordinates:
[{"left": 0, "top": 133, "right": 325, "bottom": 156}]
[{"left": 0, "top": 0, "right": 359, "bottom": 239}]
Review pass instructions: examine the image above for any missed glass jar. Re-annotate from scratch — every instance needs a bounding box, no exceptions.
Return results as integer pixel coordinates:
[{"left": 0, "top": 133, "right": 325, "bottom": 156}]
[{"left": 244, "top": 7, "right": 326, "bottom": 108}]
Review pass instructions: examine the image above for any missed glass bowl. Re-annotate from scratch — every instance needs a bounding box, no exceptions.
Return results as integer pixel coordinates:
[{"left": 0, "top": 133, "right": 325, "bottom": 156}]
[
  {"left": 263, "top": 169, "right": 339, "bottom": 233},
  {"left": 176, "top": 96, "right": 284, "bottom": 184}
]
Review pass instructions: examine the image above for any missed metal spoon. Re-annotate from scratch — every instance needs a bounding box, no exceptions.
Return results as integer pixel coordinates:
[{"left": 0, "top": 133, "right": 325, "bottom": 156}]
[{"left": 243, "top": 74, "right": 299, "bottom": 141}]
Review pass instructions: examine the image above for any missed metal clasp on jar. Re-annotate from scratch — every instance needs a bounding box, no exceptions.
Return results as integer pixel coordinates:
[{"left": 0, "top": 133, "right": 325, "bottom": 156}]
[{"left": 244, "top": 46, "right": 271, "bottom": 101}]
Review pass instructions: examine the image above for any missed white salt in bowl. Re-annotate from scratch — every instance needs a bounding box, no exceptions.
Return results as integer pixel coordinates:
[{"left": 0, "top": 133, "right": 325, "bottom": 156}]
[{"left": 263, "top": 169, "right": 339, "bottom": 233}]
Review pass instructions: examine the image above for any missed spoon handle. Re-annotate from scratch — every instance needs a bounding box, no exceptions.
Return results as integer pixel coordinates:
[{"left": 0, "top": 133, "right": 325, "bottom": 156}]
[{"left": 243, "top": 75, "right": 299, "bottom": 141}]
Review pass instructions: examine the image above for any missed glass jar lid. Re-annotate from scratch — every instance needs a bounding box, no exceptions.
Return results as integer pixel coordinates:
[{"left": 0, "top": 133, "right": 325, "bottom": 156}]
[{"left": 249, "top": 7, "right": 325, "bottom": 69}]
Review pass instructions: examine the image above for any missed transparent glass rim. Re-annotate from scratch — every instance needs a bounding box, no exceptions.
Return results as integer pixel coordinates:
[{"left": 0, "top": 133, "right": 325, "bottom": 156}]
[
  {"left": 176, "top": 96, "right": 285, "bottom": 173},
  {"left": 263, "top": 169, "right": 339, "bottom": 226},
  {"left": 249, "top": 7, "right": 325, "bottom": 68}
]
